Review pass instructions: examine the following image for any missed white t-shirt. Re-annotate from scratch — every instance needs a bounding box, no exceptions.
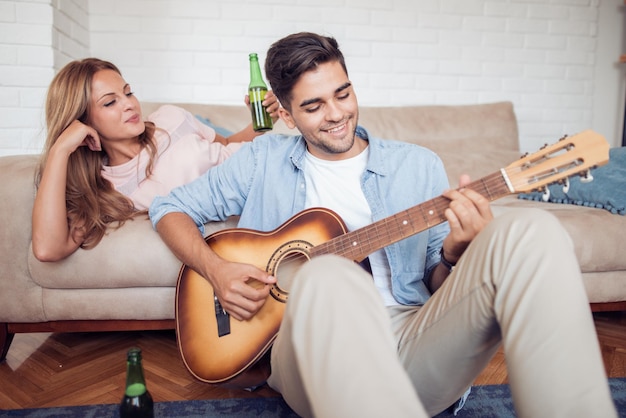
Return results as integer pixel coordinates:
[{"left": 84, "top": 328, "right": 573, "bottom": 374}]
[
  {"left": 304, "top": 148, "right": 397, "bottom": 306},
  {"left": 101, "top": 105, "right": 243, "bottom": 211}
]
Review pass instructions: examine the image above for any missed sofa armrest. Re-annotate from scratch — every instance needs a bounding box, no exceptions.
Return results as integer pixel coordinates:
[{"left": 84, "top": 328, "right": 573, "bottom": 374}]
[{"left": 0, "top": 155, "right": 46, "bottom": 322}]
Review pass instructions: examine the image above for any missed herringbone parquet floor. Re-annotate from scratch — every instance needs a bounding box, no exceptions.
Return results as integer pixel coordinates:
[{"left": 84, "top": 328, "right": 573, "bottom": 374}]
[{"left": 1, "top": 311, "right": 625, "bottom": 410}]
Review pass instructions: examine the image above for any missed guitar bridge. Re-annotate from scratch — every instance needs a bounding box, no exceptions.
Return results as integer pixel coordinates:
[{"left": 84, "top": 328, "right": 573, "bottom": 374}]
[{"left": 214, "top": 294, "right": 231, "bottom": 337}]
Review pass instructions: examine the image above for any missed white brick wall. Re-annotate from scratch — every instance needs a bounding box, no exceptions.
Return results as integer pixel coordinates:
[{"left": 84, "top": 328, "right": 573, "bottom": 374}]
[
  {"left": 0, "top": 0, "right": 623, "bottom": 156},
  {"left": 0, "top": 0, "right": 88, "bottom": 155},
  {"left": 52, "top": 0, "right": 89, "bottom": 69},
  {"left": 0, "top": 0, "right": 53, "bottom": 155}
]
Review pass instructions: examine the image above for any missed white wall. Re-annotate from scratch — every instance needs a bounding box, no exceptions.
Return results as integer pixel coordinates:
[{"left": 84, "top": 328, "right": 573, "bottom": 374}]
[
  {"left": 0, "top": 0, "right": 53, "bottom": 156},
  {"left": 0, "top": 0, "right": 88, "bottom": 156},
  {"left": 52, "top": 0, "right": 89, "bottom": 69},
  {"left": 0, "top": 0, "right": 624, "bottom": 157},
  {"left": 593, "top": 0, "right": 626, "bottom": 148}
]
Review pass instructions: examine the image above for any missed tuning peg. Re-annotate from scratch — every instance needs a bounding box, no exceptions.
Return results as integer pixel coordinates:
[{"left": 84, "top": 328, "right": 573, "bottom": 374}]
[
  {"left": 562, "top": 177, "right": 570, "bottom": 193},
  {"left": 558, "top": 134, "right": 568, "bottom": 141},
  {"left": 541, "top": 186, "right": 551, "bottom": 202},
  {"left": 580, "top": 169, "right": 594, "bottom": 183}
]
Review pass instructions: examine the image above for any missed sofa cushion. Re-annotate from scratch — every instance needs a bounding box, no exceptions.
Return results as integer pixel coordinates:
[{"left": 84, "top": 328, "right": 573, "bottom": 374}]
[
  {"left": 437, "top": 149, "right": 522, "bottom": 188},
  {"left": 142, "top": 101, "right": 520, "bottom": 156},
  {"left": 492, "top": 196, "right": 626, "bottom": 273},
  {"left": 357, "top": 101, "right": 519, "bottom": 155},
  {"left": 28, "top": 217, "right": 239, "bottom": 290}
]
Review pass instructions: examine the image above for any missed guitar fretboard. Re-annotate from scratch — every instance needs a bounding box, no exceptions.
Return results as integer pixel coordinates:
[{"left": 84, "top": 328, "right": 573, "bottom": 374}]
[{"left": 310, "top": 171, "right": 510, "bottom": 262}]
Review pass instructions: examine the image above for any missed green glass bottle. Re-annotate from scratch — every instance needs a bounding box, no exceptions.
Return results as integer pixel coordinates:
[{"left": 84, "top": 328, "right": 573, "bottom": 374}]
[
  {"left": 120, "top": 347, "right": 154, "bottom": 418},
  {"left": 248, "top": 53, "right": 273, "bottom": 132}
]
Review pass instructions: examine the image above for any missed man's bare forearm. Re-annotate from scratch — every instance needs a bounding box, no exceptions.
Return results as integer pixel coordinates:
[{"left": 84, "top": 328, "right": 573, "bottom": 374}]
[
  {"left": 156, "top": 211, "right": 277, "bottom": 320},
  {"left": 155, "top": 212, "right": 221, "bottom": 281}
]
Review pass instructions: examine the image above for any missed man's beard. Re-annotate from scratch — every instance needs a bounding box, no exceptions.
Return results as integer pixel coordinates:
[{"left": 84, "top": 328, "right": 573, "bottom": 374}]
[{"left": 306, "top": 116, "right": 359, "bottom": 155}]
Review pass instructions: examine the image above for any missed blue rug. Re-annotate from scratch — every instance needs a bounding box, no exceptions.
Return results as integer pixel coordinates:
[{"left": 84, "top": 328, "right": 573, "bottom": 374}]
[{"left": 2, "top": 378, "right": 625, "bottom": 417}]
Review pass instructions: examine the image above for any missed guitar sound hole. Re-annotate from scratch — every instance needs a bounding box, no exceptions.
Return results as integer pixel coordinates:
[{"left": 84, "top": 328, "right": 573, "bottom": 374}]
[{"left": 271, "top": 250, "right": 309, "bottom": 302}]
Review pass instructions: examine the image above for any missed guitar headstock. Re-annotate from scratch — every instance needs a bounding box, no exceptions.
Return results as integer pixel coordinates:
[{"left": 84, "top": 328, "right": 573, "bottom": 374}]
[{"left": 503, "top": 130, "right": 610, "bottom": 194}]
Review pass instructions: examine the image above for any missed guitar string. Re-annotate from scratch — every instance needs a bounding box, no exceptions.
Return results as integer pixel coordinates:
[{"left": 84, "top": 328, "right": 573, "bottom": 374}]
[
  {"left": 271, "top": 171, "right": 507, "bottom": 270},
  {"left": 320, "top": 171, "right": 509, "bottom": 257},
  {"left": 271, "top": 160, "right": 581, "bottom": 271}
]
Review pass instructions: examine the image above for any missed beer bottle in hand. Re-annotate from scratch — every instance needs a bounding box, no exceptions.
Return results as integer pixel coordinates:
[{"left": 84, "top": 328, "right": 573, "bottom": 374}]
[
  {"left": 248, "top": 53, "right": 273, "bottom": 132},
  {"left": 120, "top": 347, "right": 154, "bottom": 418}
]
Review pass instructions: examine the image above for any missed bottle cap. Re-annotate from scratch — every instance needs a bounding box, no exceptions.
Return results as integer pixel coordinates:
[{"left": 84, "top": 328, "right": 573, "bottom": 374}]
[{"left": 127, "top": 347, "right": 142, "bottom": 361}]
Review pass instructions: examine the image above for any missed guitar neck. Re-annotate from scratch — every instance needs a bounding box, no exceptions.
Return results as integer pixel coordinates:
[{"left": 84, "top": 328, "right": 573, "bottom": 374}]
[{"left": 311, "top": 170, "right": 511, "bottom": 262}]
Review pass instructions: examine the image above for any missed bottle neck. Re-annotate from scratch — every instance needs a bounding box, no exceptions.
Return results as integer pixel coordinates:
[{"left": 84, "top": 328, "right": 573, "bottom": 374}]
[
  {"left": 249, "top": 57, "right": 267, "bottom": 89},
  {"left": 125, "top": 361, "right": 147, "bottom": 396}
]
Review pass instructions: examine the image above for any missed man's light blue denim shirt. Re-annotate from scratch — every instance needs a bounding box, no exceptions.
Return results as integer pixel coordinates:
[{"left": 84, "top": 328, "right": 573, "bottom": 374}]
[{"left": 149, "top": 127, "right": 450, "bottom": 305}]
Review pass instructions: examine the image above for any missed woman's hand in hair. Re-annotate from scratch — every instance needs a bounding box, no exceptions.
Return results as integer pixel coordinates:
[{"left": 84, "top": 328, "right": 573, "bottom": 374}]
[{"left": 55, "top": 120, "right": 102, "bottom": 154}]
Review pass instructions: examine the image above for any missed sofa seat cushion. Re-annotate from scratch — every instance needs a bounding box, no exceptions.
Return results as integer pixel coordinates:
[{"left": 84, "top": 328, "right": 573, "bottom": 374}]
[
  {"left": 437, "top": 149, "right": 523, "bottom": 188},
  {"left": 28, "top": 217, "right": 238, "bottom": 290},
  {"left": 29, "top": 194, "right": 621, "bottom": 290},
  {"left": 492, "top": 196, "right": 626, "bottom": 273}
]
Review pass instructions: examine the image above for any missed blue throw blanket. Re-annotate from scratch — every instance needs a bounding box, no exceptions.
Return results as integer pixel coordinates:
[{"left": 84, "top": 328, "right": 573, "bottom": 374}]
[
  {"left": 518, "top": 147, "right": 626, "bottom": 215},
  {"left": 195, "top": 114, "right": 235, "bottom": 137}
]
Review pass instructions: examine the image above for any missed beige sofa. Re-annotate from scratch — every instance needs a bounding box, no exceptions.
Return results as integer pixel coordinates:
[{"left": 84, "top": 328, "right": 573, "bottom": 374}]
[{"left": 1, "top": 101, "right": 625, "bottom": 361}]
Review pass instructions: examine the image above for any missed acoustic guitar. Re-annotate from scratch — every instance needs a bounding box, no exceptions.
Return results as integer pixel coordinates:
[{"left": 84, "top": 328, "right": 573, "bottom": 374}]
[{"left": 175, "top": 130, "right": 609, "bottom": 387}]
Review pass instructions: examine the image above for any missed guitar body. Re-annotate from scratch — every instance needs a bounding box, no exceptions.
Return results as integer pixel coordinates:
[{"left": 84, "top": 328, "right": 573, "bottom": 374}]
[{"left": 175, "top": 207, "right": 348, "bottom": 385}]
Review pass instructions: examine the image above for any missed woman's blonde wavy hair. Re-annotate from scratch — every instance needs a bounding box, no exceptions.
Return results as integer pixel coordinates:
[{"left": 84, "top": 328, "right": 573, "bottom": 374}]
[{"left": 36, "top": 58, "right": 158, "bottom": 249}]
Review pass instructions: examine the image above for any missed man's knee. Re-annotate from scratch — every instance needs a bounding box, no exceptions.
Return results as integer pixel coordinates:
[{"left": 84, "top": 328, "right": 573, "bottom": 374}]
[
  {"left": 290, "top": 254, "right": 372, "bottom": 298},
  {"left": 491, "top": 208, "right": 572, "bottom": 248},
  {"left": 295, "top": 254, "right": 361, "bottom": 283}
]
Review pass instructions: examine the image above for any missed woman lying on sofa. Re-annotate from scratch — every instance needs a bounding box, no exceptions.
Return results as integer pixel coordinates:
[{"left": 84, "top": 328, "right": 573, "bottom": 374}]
[{"left": 31, "top": 58, "right": 279, "bottom": 262}]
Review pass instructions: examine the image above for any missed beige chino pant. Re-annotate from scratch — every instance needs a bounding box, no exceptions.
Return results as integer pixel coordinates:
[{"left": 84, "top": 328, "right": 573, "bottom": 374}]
[{"left": 267, "top": 209, "right": 617, "bottom": 418}]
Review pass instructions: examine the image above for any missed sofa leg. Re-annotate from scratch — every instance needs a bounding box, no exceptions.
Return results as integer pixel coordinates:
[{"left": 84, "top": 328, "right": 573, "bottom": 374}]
[
  {"left": 0, "top": 323, "right": 15, "bottom": 362},
  {"left": 590, "top": 301, "right": 626, "bottom": 312}
]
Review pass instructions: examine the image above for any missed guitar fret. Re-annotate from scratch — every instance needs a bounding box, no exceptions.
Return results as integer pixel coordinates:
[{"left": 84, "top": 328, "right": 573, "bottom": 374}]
[
  {"left": 390, "top": 212, "right": 416, "bottom": 240},
  {"left": 313, "top": 238, "right": 337, "bottom": 258},
  {"left": 302, "top": 136, "right": 607, "bottom": 264},
  {"left": 347, "top": 224, "right": 379, "bottom": 260},
  {"left": 416, "top": 198, "right": 447, "bottom": 228},
  {"left": 466, "top": 172, "right": 511, "bottom": 203},
  {"left": 376, "top": 213, "right": 411, "bottom": 252},
  {"left": 470, "top": 175, "right": 491, "bottom": 201},
  {"left": 312, "top": 173, "right": 512, "bottom": 263}
]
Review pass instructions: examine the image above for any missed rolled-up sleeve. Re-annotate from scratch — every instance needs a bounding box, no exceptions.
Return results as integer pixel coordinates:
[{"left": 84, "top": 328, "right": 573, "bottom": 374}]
[
  {"left": 148, "top": 142, "right": 256, "bottom": 234},
  {"left": 149, "top": 180, "right": 212, "bottom": 235}
]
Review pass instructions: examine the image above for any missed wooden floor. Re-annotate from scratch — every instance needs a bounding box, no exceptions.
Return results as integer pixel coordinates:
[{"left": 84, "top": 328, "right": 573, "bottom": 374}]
[{"left": 1, "top": 310, "right": 625, "bottom": 410}]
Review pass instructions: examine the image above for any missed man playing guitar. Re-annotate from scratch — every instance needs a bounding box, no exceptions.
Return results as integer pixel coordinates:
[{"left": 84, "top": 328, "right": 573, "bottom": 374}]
[{"left": 150, "top": 32, "right": 616, "bottom": 417}]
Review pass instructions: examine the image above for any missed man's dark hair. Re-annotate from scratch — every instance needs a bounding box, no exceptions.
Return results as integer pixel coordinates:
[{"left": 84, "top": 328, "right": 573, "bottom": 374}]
[{"left": 265, "top": 32, "right": 348, "bottom": 112}]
